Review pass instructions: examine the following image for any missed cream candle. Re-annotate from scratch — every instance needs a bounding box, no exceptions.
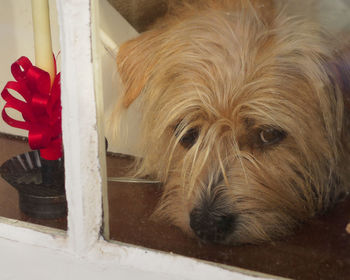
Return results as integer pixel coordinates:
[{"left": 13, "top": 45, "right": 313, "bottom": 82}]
[{"left": 31, "top": 0, "right": 55, "bottom": 86}]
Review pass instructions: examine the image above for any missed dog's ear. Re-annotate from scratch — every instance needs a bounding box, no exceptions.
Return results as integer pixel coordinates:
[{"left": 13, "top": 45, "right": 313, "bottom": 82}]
[{"left": 116, "top": 30, "right": 164, "bottom": 108}]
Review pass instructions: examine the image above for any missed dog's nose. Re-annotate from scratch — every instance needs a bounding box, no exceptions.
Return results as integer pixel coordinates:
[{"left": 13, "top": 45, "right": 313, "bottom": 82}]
[{"left": 189, "top": 208, "right": 235, "bottom": 243}]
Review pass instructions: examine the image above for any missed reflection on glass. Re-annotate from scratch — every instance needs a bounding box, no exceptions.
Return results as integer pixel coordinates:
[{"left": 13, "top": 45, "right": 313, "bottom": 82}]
[{"left": 103, "top": 1, "right": 350, "bottom": 279}]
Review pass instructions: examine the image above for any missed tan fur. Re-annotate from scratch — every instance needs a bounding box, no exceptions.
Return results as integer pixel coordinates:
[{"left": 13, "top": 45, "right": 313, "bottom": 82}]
[{"left": 113, "top": 0, "right": 350, "bottom": 244}]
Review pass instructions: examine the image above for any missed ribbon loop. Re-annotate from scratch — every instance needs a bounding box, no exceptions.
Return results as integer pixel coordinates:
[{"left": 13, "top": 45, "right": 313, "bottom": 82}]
[
  {"left": 1, "top": 56, "right": 62, "bottom": 160},
  {"left": 11, "top": 56, "right": 33, "bottom": 81}
]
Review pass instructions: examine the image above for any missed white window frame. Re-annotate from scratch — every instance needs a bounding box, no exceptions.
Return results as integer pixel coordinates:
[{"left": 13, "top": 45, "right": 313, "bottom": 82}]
[{"left": 0, "top": 1, "right": 280, "bottom": 279}]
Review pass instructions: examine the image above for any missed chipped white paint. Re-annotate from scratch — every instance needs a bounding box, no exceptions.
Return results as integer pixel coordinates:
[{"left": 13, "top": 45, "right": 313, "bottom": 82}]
[
  {"left": 0, "top": 0, "right": 279, "bottom": 279},
  {"left": 0, "top": 217, "right": 66, "bottom": 250},
  {"left": 57, "top": 0, "right": 103, "bottom": 254}
]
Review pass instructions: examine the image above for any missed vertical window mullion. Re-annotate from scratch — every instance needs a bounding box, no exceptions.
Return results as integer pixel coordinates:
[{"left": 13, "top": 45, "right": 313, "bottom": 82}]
[{"left": 57, "top": 0, "right": 103, "bottom": 254}]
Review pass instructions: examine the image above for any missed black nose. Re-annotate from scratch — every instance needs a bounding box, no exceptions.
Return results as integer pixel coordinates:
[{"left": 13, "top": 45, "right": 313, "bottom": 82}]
[{"left": 189, "top": 208, "right": 236, "bottom": 243}]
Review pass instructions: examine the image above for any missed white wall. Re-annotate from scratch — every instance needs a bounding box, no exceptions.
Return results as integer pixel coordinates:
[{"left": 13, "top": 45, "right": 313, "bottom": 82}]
[
  {"left": 0, "top": 0, "right": 60, "bottom": 137},
  {"left": 98, "top": 0, "right": 142, "bottom": 155}
]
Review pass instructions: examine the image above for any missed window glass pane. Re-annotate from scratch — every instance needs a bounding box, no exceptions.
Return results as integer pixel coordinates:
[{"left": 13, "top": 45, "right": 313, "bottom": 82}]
[
  {"left": 100, "top": 1, "right": 350, "bottom": 279},
  {"left": 0, "top": 0, "right": 66, "bottom": 231}
]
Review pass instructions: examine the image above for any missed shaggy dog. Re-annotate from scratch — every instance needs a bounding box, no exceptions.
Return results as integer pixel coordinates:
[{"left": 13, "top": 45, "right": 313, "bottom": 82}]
[{"left": 113, "top": 0, "right": 350, "bottom": 244}]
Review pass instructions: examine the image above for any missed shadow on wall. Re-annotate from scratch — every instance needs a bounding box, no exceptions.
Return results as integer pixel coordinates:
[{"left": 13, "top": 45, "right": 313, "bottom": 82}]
[
  {"left": 107, "top": 0, "right": 168, "bottom": 32},
  {"left": 108, "top": 0, "right": 350, "bottom": 38}
]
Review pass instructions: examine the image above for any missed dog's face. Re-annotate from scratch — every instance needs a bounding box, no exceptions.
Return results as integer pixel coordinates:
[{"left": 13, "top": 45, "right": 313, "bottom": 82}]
[{"left": 115, "top": 5, "right": 348, "bottom": 244}]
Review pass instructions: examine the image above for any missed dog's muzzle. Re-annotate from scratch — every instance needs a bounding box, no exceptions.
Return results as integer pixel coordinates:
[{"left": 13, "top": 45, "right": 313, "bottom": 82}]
[{"left": 189, "top": 207, "right": 236, "bottom": 243}]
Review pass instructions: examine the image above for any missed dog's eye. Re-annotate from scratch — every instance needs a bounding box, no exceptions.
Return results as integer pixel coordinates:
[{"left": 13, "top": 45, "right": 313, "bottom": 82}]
[
  {"left": 259, "top": 128, "right": 286, "bottom": 146},
  {"left": 176, "top": 127, "right": 199, "bottom": 149}
]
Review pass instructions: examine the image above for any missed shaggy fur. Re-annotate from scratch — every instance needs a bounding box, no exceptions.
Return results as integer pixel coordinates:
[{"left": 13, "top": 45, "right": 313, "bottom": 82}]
[{"left": 113, "top": 0, "right": 350, "bottom": 244}]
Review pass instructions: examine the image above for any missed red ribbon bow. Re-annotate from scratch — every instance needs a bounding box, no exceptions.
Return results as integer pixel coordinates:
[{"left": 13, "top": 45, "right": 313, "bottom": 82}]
[{"left": 1, "top": 56, "right": 62, "bottom": 160}]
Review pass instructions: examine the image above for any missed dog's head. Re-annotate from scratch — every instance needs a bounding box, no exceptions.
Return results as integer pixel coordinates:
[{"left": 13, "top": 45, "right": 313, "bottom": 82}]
[{"left": 114, "top": 5, "right": 349, "bottom": 244}]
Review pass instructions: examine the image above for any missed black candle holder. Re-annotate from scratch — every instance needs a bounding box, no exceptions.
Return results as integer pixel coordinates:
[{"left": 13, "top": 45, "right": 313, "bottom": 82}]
[{"left": 0, "top": 151, "right": 66, "bottom": 219}]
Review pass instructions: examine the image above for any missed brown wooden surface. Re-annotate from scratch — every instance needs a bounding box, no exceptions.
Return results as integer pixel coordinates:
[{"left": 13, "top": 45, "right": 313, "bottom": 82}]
[
  {"left": 1, "top": 135, "right": 349, "bottom": 279},
  {"left": 0, "top": 135, "right": 67, "bottom": 230},
  {"left": 107, "top": 154, "right": 350, "bottom": 280}
]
